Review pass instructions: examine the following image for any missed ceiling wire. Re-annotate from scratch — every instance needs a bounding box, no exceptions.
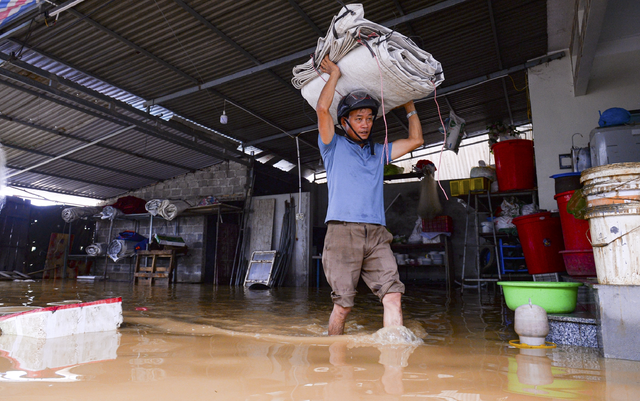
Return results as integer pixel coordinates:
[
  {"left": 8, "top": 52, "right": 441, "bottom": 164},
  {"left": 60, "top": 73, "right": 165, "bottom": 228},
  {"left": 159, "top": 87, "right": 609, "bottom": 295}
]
[
  {"left": 152, "top": 0, "right": 220, "bottom": 114},
  {"left": 152, "top": 0, "right": 305, "bottom": 145},
  {"left": 152, "top": 0, "right": 309, "bottom": 185}
]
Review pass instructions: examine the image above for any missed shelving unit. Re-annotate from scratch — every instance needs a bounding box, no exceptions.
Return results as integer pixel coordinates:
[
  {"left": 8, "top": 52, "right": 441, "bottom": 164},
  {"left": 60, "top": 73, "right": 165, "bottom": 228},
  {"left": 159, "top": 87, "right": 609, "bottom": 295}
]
[
  {"left": 497, "top": 238, "right": 526, "bottom": 274},
  {"left": 391, "top": 234, "right": 452, "bottom": 291},
  {"left": 59, "top": 201, "right": 244, "bottom": 282},
  {"left": 460, "top": 188, "right": 537, "bottom": 292}
]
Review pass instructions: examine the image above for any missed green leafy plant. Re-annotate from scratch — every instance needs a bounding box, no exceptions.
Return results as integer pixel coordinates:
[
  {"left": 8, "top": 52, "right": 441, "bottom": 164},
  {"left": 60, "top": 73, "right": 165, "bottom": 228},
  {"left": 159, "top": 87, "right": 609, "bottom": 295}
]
[{"left": 487, "top": 121, "right": 519, "bottom": 146}]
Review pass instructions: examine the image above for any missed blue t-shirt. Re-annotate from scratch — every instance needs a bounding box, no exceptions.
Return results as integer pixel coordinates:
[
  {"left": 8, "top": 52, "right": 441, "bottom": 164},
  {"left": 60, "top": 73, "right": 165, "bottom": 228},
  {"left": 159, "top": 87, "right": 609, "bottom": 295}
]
[{"left": 319, "top": 134, "right": 392, "bottom": 225}]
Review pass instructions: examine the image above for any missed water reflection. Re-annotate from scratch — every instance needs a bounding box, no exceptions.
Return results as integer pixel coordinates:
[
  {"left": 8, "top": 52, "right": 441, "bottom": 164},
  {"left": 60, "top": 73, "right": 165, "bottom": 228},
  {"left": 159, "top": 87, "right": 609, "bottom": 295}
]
[
  {"left": 0, "top": 281, "right": 635, "bottom": 400},
  {"left": 506, "top": 346, "right": 607, "bottom": 399},
  {"left": 0, "top": 331, "right": 120, "bottom": 382}
]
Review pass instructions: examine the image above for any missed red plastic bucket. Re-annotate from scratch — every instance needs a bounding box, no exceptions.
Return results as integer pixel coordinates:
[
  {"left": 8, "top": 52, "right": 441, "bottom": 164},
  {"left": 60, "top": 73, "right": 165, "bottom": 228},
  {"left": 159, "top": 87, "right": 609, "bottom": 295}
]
[
  {"left": 554, "top": 190, "right": 592, "bottom": 250},
  {"left": 513, "top": 212, "right": 566, "bottom": 275},
  {"left": 492, "top": 139, "right": 536, "bottom": 191},
  {"left": 559, "top": 249, "right": 597, "bottom": 276}
]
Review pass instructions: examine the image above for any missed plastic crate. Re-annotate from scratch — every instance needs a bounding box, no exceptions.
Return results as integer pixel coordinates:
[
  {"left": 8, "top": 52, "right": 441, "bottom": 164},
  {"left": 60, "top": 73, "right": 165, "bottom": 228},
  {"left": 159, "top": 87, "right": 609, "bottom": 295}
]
[
  {"left": 450, "top": 177, "right": 490, "bottom": 196},
  {"left": 422, "top": 215, "right": 453, "bottom": 233},
  {"left": 450, "top": 179, "right": 470, "bottom": 196},
  {"left": 469, "top": 177, "right": 490, "bottom": 192}
]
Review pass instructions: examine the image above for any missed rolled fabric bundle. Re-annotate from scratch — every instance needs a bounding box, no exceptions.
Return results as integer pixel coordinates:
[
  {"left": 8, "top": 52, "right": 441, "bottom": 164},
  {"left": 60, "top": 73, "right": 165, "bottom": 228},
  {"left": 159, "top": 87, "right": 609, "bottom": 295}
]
[
  {"left": 106, "top": 239, "right": 137, "bottom": 262},
  {"left": 291, "top": 4, "right": 443, "bottom": 124},
  {"left": 61, "top": 206, "right": 102, "bottom": 223},
  {"left": 100, "top": 206, "right": 124, "bottom": 220},
  {"left": 85, "top": 243, "right": 107, "bottom": 256},
  {"left": 145, "top": 199, "right": 164, "bottom": 216},
  {"left": 158, "top": 200, "right": 190, "bottom": 221},
  {"left": 107, "top": 239, "right": 123, "bottom": 262}
]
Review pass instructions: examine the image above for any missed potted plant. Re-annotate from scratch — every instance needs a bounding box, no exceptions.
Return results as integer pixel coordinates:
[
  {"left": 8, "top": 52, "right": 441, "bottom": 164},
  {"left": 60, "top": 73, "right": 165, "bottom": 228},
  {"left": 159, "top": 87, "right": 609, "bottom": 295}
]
[{"left": 487, "top": 121, "right": 520, "bottom": 146}]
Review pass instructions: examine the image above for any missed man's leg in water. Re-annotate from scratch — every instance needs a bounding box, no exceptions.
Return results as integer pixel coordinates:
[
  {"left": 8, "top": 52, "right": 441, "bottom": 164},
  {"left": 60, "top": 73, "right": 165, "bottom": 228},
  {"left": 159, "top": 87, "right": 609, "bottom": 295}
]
[
  {"left": 328, "top": 304, "right": 352, "bottom": 335},
  {"left": 382, "top": 292, "right": 403, "bottom": 327}
]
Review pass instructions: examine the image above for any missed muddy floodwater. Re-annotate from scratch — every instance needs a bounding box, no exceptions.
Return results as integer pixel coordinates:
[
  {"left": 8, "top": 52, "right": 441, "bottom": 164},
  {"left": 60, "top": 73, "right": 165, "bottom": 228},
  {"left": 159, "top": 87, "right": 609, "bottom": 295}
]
[{"left": 1, "top": 281, "right": 639, "bottom": 400}]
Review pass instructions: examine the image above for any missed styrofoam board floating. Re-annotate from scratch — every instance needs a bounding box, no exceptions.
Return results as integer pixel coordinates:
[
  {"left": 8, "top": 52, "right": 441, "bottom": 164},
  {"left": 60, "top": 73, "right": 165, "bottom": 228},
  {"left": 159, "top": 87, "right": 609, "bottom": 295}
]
[{"left": 0, "top": 298, "right": 123, "bottom": 339}]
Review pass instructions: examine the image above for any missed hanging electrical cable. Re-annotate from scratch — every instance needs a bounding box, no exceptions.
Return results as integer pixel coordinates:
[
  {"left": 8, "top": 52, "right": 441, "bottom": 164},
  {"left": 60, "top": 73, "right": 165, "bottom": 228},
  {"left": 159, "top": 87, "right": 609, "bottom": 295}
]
[
  {"left": 432, "top": 86, "right": 449, "bottom": 201},
  {"left": 153, "top": 0, "right": 221, "bottom": 115}
]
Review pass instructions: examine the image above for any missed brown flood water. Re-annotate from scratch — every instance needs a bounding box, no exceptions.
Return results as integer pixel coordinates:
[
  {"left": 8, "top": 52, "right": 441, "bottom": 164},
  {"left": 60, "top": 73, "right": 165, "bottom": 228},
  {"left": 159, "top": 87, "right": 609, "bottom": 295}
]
[{"left": 0, "top": 280, "right": 639, "bottom": 400}]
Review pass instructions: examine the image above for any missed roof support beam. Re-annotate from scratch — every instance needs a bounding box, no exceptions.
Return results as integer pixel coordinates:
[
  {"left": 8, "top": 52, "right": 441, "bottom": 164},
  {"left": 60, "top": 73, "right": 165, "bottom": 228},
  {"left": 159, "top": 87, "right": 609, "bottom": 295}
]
[
  {"left": 246, "top": 124, "right": 317, "bottom": 146},
  {"left": 287, "top": 0, "right": 324, "bottom": 37},
  {"left": 486, "top": 0, "right": 513, "bottom": 125},
  {"left": 247, "top": 52, "right": 566, "bottom": 145},
  {"left": 2, "top": 141, "right": 163, "bottom": 181},
  {"left": 0, "top": 64, "right": 249, "bottom": 165},
  {"left": 64, "top": 7, "right": 299, "bottom": 142},
  {"left": 0, "top": 76, "right": 216, "bottom": 159},
  {"left": 0, "top": 113, "right": 195, "bottom": 171},
  {"left": 171, "top": 0, "right": 301, "bottom": 98},
  {"left": 571, "top": 0, "right": 608, "bottom": 96},
  {"left": 6, "top": 125, "right": 136, "bottom": 179},
  {"left": 66, "top": 8, "right": 197, "bottom": 84},
  {"left": 173, "top": 0, "right": 260, "bottom": 66},
  {"left": 143, "top": 48, "right": 313, "bottom": 107},
  {"left": 0, "top": 46, "right": 247, "bottom": 160},
  {"left": 3, "top": 40, "right": 310, "bottom": 171},
  {"left": 144, "top": 0, "right": 471, "bottom": 107},
  {"left": 390, "top": 0, "right": 418, "bottom": 38},
  {"left": 0, "top": 56, "right": 308, "bottom": 173},
  {"left": 0, "top": 20, "right": 33, "bottom": 42},
  {"left": 6, "top": 164, "right": 132, "bottom": 191}
]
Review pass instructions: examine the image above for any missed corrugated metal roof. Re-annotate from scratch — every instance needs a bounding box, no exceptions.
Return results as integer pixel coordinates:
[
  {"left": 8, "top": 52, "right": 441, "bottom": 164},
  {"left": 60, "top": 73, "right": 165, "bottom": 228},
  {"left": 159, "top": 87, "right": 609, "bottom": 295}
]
[{"left": 0, "top": 0, "right": 550, "bottom": 199}]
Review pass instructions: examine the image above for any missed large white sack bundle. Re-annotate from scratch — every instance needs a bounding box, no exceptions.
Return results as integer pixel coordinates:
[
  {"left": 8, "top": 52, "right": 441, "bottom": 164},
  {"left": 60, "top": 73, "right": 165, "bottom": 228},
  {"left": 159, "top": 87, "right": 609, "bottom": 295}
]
[
  {"left": 292, "top": 4, "right": 444, "bottom": 124},
  {"left": 145, "top": 199, "right": 190, "bottom": 221}
]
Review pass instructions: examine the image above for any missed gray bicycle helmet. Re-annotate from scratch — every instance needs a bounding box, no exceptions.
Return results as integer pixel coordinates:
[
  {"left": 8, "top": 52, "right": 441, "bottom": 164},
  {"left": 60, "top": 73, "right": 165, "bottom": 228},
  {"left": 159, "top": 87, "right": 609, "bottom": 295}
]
[{"left": 337, "top": 91, "right": 380, "bottom": 122}]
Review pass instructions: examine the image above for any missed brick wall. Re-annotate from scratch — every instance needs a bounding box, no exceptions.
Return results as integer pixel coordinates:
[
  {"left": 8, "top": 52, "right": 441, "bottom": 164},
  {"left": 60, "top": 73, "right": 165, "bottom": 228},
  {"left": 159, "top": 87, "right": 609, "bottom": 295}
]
[{"left": 94, "top": 161, "right": 248, "bottom": 282}]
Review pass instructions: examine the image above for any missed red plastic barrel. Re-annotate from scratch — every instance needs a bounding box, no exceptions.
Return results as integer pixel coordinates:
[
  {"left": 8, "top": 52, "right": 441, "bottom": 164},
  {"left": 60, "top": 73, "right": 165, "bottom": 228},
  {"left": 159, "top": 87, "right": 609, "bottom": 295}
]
[
  {"left": 513, "top": 212, "right": 566, "bottom": 275},
  {"left": 492, "top": 139, "right": 536, "bottom": 191},
  {"left": 554, "top": 190, "right": 592, "bottom": 250}
]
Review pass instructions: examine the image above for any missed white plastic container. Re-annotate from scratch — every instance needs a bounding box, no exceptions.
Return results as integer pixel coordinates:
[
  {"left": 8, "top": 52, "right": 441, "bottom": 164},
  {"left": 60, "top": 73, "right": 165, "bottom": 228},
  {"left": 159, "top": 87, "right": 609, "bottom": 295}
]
[
  {"left": 585, "top": 204, "right": 640, "bottom": 285},
  {"left": 480, "top": 221, "right": 494, "bottom": 233},
  {"left": 581, "top": 163, "right": 640, "bottom": 208},
  {"left": 514, "top": 302, "right": 549, "bottom": 347},
  {"left": 581, "top": 162, "right": 640, "bottom": 193},
  {"left": 583, "top": 188, "right": 640, "bottom": 208}
]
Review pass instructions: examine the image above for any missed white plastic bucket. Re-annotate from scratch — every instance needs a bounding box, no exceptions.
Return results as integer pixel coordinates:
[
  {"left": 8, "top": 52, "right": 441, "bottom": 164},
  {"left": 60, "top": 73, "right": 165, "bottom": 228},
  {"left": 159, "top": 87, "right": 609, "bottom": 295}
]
[
  {"left": 584, "top": 188, "right": 640, "bottom": 208},
  {"left": 581, "top": 162, "right": 640, "bottom": 193},
  {"left": 585, "top": 204, "right": 640, "bottom": 285}
]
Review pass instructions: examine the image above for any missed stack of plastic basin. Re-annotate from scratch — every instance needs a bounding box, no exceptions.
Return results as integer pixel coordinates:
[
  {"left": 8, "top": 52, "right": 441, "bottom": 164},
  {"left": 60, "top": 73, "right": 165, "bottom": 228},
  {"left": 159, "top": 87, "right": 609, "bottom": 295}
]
[
  {"left": 554, "top": 190, "right": 596, "bottom": 277},
  {"left": 581, "top": 162, "right": 640, "bottom": 285},
  {"left": 513, "top": 212, "right": 566, "bottom": 275}
]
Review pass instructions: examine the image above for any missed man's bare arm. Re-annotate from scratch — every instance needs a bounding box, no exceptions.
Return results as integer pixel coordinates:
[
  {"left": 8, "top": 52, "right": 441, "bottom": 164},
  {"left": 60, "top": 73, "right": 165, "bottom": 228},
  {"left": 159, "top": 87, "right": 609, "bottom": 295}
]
[
  {"left": 317, "top": 56, "right": 341, "bottom": 145},
  {"left": 390, "top": 101, "right": 424, "bottom": 160}
]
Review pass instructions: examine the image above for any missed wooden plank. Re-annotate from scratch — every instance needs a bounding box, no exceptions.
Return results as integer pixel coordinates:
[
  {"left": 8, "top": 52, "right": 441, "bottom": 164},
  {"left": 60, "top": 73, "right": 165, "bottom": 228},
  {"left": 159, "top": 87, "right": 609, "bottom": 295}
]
[
  {"left": 136, "top": 250, "right": 176, "bottom": 256},
  {"left": 183, "top": 203, "right": 241, "bottom": 215},
  {"left": 43, "top": 233, "right": 73, "bottom": 279},
  {"left": 248, "top": 198, "right": 275, "bottom": 256},
  {"left": 134, "top": 273, "right": 169, "bottom": 278}
]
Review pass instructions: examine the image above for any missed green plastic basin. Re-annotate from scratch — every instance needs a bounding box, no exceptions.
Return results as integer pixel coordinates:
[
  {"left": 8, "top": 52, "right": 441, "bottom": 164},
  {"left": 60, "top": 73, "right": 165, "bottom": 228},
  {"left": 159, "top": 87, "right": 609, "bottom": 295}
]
[{"left": 497, "top": 281, "right": 583, "bottom": 313}]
